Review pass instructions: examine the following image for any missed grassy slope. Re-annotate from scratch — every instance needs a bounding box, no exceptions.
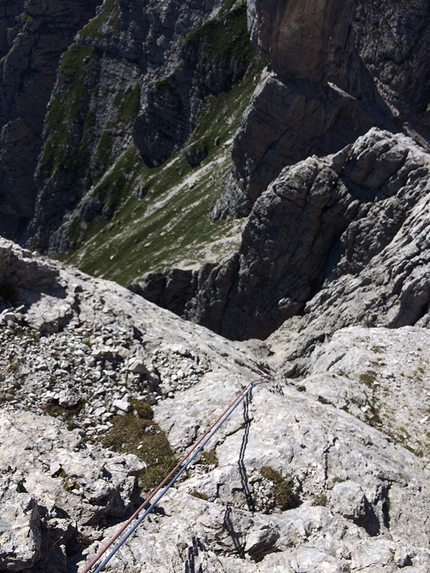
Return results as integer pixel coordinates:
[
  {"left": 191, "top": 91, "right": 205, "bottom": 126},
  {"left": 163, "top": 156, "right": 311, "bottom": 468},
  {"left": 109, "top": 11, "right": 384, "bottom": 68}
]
[{"left": 60, "top": 73, "right": 259, "bottom": 285}]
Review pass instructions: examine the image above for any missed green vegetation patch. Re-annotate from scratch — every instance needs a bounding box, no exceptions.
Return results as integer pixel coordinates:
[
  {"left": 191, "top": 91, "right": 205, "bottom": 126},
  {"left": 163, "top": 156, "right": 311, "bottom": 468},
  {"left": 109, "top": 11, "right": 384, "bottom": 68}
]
[
  {"left": 42, "top": 400, "right": 84, "bottom": 430},
  {"left": 40, "top": 44, "right": 100, "bottom": 179},
  {"left": 102, "top": 399, "right": 177, "bottom": 492},
  {"left": 113, "top": 86, "right": 140, "bottom": 123},
  {"left": 359, "top": 370, "right": 377, "bottom": 388},
  {"left": 79, "top": 0, "right": 120, "bottom": 39},
  {"left": 199, "top": 449, "right": 219, "bottom": 468},
  {"left": 313, "top": 493, "right": 328, "bottom": 507},
  {"left": 185, "top": 2, "right": 255, "bottom": 63},
  {"left": 261, "top": 466, "right": 300, "bottom": 511},
  {"left": 190, "top": 490, "right": 209, "bottom": 501},
  {"left": 60, "top": 69, "right": 260, "bottom": 283}
]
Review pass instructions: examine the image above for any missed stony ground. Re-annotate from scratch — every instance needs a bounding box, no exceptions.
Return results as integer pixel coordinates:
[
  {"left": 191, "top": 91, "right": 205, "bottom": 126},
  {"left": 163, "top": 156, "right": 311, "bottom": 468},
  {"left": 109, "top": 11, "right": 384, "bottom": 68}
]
[{"left": 1, "top": 238, "right": 430, "bottom": 573}]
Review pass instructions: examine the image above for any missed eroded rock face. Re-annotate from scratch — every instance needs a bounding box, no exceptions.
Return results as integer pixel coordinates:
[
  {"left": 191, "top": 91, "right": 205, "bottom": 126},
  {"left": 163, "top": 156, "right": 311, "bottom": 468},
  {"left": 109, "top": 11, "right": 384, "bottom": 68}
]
[
  {"left": 0, "top": 0, "right": 101, "bottom": 242},
  {"left": 215, "top": 70, "right": 394, "bottom": 213},
  {"left": 0, "top": 411, "right": 145, "bottom": 572},
  {"left": 137, "top": 128, "right": 430, "bottom": 340},
  {"left": 215, "top": 0, "right": 430, "bottom": 218},
  {"left": 0, "top": 476, "right": 41, "bottom": 571}
]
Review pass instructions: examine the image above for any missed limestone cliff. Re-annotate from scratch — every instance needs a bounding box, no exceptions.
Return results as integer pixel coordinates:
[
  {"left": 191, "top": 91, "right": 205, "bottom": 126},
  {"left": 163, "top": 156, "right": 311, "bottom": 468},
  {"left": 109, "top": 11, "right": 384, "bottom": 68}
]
[
  {"left": 214, "top": 0, "right": 430, "bottom": 218},
  {"left": 135, "top": 127, "right": 430, "bottom": 340}
]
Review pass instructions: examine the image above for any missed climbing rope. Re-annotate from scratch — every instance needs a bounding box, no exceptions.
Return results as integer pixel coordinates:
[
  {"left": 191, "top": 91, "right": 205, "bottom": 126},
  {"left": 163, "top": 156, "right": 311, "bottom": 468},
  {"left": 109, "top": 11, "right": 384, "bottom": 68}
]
[{"left": 81, "top": 375, "right": 274, "bottom": 573}]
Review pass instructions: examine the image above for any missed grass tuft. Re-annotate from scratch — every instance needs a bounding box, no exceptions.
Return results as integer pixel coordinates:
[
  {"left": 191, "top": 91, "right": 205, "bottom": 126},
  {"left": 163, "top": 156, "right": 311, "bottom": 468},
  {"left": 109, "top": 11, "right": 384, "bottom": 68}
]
[
  {"left": 261, "top": 466, "right": 300, "bottom": 511},
  {"left": 102, "top": 399, "right": 177, "bottom": 492}
]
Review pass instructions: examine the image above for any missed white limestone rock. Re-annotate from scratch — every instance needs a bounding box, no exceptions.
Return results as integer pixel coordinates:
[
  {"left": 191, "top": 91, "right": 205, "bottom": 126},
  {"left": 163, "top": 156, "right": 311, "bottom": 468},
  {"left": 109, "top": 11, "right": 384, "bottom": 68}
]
[{"left": 0, "top": 476, "right": 41, "bottom": 571}]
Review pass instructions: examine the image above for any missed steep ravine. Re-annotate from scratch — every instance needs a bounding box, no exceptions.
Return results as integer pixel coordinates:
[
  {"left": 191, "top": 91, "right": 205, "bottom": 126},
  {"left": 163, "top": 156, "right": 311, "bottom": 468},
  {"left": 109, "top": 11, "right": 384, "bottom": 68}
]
[{"left": 27, "top": 0, "right": 262, "bottom": 264}]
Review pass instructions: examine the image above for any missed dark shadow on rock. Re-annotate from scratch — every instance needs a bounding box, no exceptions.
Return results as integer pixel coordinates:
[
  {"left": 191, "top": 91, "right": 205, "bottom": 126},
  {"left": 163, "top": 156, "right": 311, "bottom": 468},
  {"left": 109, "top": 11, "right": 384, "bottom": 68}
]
[
  {"left": 183, "top": 535, "right": 206, "bottom": 573},
  {"left": 238, "top": 388, "right": 255, "bottom": 512},
  {"left": 223, "top": 505, "right": 245, "bottom": 559},
  {"left": 354, "top": 499, "right": 381, "bottom": 537}
]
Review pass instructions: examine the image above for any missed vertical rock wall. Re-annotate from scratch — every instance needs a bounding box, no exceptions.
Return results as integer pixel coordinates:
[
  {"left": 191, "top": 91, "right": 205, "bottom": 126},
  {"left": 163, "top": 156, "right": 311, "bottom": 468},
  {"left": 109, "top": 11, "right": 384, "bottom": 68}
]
[{"left": 0, "top": 0, "right": 101, "bottom": 242}]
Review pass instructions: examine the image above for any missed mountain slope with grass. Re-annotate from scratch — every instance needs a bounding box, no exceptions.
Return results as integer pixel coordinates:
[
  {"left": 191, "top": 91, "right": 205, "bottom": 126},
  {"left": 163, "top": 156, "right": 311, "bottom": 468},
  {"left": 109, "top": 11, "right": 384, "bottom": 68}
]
[{"left": 26, "top": 0, "right": 263, "bottom": 279}]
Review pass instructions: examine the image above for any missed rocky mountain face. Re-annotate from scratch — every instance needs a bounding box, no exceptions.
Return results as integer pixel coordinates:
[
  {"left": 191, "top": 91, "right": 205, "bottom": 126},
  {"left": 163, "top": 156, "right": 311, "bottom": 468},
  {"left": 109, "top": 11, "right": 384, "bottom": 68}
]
[
  {"left": 1, "top": 0, "right": 430, "bottom": 572},
  {"left": 214, "top": 0, "right": 430, "bottom": 217},
  {"left": 0, "top": 0, "right": 261, "bottom": 273},
  {"left": 0, "top": 0, "right": 101, "bottom": 242},
  {"left": 0, "top": 238, "right": 429, "bottom": 573},
  {"left": 136, "top": 0, "right": 430, "bottom": 342},
  {"left": 135, "top": 126, "right": 430, "bottom": 340},
  {"left": 26, "top": 0, "right": 259, "bottom": 254}
]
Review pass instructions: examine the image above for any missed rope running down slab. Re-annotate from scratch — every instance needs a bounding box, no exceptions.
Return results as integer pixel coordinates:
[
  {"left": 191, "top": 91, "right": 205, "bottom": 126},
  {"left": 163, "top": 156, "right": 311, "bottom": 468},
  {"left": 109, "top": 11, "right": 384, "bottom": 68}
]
[{"left": 81, "top": 375, "right": 275, "bottom": 573}]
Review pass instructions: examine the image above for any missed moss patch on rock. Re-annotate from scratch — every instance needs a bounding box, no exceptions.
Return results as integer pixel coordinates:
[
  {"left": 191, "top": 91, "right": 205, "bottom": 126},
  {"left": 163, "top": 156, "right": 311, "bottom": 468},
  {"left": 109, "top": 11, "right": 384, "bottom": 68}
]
[{"left": 102, "top": 399, "right": 177, "bottom": 492}]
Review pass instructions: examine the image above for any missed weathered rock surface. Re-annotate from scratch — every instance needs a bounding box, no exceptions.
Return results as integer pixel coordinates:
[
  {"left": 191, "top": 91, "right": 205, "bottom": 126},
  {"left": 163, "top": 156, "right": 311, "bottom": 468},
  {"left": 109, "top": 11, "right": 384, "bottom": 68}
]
[
  {"left": 1, "top": 239, "right": 430, "bottom": 572},
  {"left": 0, "top": 476, "right": 41, "bottom": 571},
  {"left": 247, "top": 0, "right": 360, "bottom": 90},
  {"left": 0, "top": 237, "right": 264, "bottom": 437},
  {"left": 0, "top": 410, "right": 145, "bottom": 572},
  {"left": 0, "top": 0, "right": 101, "bottom": 242},
  {"left": 85, "top": 377, "right": 430, "bottom": 572},
  {"left": 286, "top": 325, "right": 430, "bottom": 459},
  {"left": 136, "top": 127, "right": 430, "bottom": 340},
  {"left": 214, "top": 0, "right": 430, "bottom": 218},
  {"left": 215, "top": 70, "right": 394, "bottom": 215}
]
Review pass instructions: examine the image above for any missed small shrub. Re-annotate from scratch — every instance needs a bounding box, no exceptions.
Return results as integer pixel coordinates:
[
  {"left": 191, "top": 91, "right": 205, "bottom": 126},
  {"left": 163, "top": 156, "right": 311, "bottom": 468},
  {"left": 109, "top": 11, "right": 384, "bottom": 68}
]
[
  {"left": 42, "top": 400, "right": 83, "bottom": 430},
  {"left": 199, "top": 449, "right": 219, "bottom": 468},
  {"left": 261, "top": 466, "right": 300, "bottom": 510},
  {"left": 366, "top": 403, "right": 382, "bottom": 428},
  {"left": 190, "top": 490, "right": 209, "bottom": 501},
  {"left": 131, "top": 399, "right": 154, "bottom": 420},
  {"left": 360, "top": 371, "right": 377, "bottom": 387},
  {"left": 313, "top": 493, "right": 328, "bottom": 507},
  {"left": 76, "top": 533, "right": 93, "bottom": 549},
  {"left": 9, "top": 361, "right": 19, "bottom": 373}
]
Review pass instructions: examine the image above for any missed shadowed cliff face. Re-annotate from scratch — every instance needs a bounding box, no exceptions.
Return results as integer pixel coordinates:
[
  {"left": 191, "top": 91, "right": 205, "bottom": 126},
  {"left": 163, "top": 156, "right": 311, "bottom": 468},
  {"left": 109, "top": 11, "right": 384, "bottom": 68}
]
[
  {"left": 213, "top": 0, "right": 430, "bottom": 220},
  {"left": 248, "top": 0, "right": 357, "bottom": 90},
  {"left": 0, "top": 0, "right": 101, "bottom": 243},
  {"left": 26, "top": 0, "right": 259, "bottom": 253}
]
